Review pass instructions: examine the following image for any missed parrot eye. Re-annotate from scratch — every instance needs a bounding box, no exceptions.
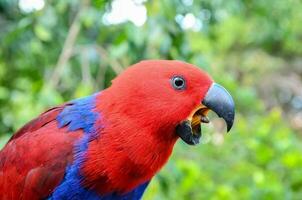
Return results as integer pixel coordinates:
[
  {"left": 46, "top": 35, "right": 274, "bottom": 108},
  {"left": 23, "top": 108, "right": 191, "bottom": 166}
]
[{"left": 171, "top": 76, "right": 186, "bottom": 90}]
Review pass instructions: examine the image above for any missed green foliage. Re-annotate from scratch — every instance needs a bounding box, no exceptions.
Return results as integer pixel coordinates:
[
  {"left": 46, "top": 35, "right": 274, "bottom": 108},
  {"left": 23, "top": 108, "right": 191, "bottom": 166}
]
[{"left": 1, "top": 0, "right": 302, "bottom": 199}]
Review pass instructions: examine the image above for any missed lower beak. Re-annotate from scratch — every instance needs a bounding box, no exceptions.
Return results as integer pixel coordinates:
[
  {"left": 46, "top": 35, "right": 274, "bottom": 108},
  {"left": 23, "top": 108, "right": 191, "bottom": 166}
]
[{"left": 176, "top": 83, "right": 235, "bottom": 145}]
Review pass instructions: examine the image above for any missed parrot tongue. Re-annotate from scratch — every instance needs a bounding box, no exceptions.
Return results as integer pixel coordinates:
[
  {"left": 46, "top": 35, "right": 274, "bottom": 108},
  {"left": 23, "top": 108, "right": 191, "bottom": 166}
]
[
  {"left": 176, "top": 106, "right": 209, "bottom": 145},
  {"left": 191, "top": 108, "right": 209, "bottom": 135}
]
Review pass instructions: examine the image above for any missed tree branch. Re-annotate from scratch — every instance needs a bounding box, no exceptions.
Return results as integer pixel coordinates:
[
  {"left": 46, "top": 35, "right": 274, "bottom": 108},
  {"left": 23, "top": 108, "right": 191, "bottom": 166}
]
[
  {"left": 94, "top": 45, "right": 124, "bottom": 75},
  {"left": 49, "top": 1, "right": 89, "bottom": 88}
]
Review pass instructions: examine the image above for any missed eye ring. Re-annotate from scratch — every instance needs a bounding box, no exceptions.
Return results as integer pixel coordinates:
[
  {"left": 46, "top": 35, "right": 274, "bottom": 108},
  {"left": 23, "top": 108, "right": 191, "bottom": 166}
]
[{"left": 171, "top": 76, "right": 186, "bottom": 90}]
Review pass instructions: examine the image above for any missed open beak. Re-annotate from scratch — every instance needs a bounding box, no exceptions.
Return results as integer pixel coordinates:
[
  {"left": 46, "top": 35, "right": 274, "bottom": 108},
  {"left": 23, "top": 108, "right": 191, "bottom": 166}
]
[{"left": 176, "top": 83, "right": 235, "bottom": 145}]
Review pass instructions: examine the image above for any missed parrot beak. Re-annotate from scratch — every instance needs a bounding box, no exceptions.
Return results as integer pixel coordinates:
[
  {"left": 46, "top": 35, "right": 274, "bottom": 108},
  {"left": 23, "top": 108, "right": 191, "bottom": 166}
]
[{"left": 176, "top": 83, "right": 235, "bottom": 145}]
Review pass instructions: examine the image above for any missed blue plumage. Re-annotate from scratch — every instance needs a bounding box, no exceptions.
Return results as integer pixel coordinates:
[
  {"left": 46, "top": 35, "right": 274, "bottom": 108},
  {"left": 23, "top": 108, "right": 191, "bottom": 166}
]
[
  {"left": 48, "top": 94, "right": 149, "bottom": 200},
  {"left": 56, "top": 95, "right": 99, "bottom": 133}
]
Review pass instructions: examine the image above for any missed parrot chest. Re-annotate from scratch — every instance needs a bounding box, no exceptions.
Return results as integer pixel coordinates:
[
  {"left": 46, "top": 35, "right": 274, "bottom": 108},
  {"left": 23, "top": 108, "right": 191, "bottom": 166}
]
[{"left": 48, "top": 94, "right": 150, "bottom": 199}]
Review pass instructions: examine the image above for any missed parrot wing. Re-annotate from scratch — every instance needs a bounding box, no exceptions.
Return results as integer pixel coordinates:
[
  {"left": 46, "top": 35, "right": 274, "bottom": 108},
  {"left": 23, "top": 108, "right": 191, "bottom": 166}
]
[{"left": 0, "top": 103, "right": 84, "bottom": 200}]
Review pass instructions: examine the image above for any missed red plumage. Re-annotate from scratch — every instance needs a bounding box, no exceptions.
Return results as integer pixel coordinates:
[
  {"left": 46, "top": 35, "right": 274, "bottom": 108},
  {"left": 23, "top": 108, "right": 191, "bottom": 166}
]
[
  {"left": 0, "top": 60, "right": 224, "bottom": 199},
  {"left": 0, "top": 105, "right": 83, "bottom": 199},
  {"left": 82, "top": 60, "right": 213, "bottom": 193}
]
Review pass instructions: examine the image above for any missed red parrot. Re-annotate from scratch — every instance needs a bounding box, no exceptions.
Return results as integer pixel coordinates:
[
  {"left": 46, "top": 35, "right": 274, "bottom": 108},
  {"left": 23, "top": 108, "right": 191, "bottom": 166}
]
[{"left": 0, "top": 60, "right": 235, "bottom": 200}]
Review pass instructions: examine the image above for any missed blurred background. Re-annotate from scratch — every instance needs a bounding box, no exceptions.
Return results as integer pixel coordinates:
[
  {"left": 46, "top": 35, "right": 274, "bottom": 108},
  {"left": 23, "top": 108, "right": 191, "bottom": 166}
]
[{"left": 1, "top": 0, "right": 302, "bottom": 199}]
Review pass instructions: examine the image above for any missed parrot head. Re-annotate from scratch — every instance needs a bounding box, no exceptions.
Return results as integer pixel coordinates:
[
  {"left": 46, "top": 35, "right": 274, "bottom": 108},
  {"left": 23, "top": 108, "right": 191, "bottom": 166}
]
[
  {"left": 87, "top": 60, "right": 235, "bottom": 193},
  {"left": 102, "top": 60, "right": 234, "bottom": 145}
]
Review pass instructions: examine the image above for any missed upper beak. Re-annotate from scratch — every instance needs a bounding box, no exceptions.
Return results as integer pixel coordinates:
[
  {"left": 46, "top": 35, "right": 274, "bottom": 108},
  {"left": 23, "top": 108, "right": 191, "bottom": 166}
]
[
  {"left": 202, "top": 83, "right": 235, "bottom": 132},
  {"left": 176, "top": 83, "right": 235, "bottom": 145}
]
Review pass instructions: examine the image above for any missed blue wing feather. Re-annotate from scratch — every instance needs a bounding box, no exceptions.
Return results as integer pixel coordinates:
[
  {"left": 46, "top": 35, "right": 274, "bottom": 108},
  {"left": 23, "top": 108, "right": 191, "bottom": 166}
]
[{"left": 49, "top": 94, "right": 150, "bottom": 200}]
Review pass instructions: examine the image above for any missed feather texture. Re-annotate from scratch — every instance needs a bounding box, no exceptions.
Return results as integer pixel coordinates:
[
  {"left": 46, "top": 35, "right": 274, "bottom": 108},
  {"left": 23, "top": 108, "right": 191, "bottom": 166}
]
[
  {"left": 1, "top": 94, "right": 150, "bottom": 200},
  {"left": 0, "top": 105, "right": 82, "bottom": 199},
  {"left": 1, "top": 60, "right": 215, "bottom": 200}
]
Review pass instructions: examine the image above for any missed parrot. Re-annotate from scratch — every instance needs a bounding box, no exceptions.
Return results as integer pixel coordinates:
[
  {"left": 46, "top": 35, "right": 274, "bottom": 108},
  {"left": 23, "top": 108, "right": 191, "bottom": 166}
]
[{"left": 0, "top": 60, "right": 235, "bottom": 200}]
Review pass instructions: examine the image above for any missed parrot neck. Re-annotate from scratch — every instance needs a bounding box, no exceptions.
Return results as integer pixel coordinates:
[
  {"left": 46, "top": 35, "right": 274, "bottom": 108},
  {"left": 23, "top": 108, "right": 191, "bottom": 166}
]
[{"left": 81, "top": 91, "right": 178, "bottom": 195}]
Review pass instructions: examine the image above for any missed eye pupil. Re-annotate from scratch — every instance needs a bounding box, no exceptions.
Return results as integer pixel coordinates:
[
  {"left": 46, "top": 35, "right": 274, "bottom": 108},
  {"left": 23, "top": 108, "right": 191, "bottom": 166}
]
[
  {"left": 171, "top": 76, "right": 186, "bottom": 90},
  {"left": 175, "top": 79, "right": 184, "bottom": 87}
]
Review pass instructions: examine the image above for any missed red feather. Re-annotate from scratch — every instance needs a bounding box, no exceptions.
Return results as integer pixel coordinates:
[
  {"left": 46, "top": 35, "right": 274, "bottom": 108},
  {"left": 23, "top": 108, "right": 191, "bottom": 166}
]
[
  {"left": 82, "top": 60, "right": 213, "bottom": 194},
  {"left": 1, "top": 60, "right": 214, "bottom": 198},
  {"left": 0, "top": 105, "right": 83, "bottom": 199}
]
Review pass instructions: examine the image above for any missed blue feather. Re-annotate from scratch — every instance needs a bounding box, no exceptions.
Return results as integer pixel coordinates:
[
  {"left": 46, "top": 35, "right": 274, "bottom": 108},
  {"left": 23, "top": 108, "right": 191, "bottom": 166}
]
[{"left": 48, "top": 94, "right": 149, "bottom": 200}]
